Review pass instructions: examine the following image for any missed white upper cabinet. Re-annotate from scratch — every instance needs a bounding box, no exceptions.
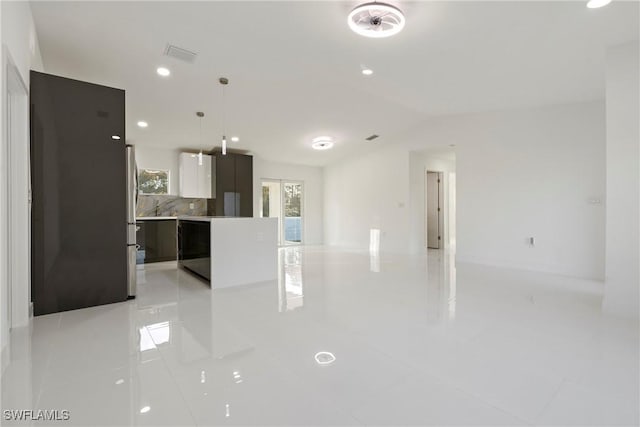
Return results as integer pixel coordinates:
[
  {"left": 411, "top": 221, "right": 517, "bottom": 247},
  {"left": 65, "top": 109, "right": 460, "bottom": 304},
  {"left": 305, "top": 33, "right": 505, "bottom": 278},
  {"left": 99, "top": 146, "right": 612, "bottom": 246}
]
[{"left": 179, "top": 152, "right": 214, "bottom": 198}]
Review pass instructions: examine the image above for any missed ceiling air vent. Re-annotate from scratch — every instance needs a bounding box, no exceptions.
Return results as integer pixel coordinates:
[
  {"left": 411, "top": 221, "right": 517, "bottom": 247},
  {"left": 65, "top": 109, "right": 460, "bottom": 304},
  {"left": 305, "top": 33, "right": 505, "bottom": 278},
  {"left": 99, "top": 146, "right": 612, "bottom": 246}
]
[
  {"left": 365, "top": 134, "right": 379, "bottom": 141},
  {"left": 164, "top": 44, "right": 197, "bottom": 63}
]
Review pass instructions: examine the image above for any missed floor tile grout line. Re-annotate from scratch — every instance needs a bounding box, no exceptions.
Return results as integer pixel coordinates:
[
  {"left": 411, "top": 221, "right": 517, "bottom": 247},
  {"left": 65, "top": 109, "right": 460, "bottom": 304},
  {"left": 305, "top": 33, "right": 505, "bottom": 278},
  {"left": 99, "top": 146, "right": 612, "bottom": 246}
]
[
  {"left": 147, "top": 324, "right": 200, "bottom": 427},
  {"left": 530, "top": 378, "right": 568, "bottom": 425}
]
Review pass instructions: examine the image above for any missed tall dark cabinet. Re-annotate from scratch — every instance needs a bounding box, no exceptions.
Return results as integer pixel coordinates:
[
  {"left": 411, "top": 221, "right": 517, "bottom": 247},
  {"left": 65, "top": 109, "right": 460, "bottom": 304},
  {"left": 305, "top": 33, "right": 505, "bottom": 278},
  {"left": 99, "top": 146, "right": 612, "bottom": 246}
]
[
  {"left": 214, "top": 152, "right": 253, "bottom": 217},
  {"left": 30, "top": 71, "right": 128, "bottom": 316}
]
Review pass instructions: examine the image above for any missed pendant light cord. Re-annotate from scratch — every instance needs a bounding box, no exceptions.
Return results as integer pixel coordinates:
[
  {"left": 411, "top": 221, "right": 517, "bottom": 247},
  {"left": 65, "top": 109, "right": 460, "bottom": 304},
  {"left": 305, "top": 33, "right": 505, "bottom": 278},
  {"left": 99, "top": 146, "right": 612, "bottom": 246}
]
[{"left": 222, "top": 83, "right": 226, "bottom": 139}]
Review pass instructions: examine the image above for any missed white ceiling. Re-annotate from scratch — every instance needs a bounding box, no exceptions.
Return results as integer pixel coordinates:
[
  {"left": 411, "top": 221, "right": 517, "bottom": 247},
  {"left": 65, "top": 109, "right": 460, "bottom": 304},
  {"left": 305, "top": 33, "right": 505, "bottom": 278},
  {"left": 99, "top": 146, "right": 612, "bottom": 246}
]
[{"left": 31, "top": 1, "right": 639, "bottom": 166}]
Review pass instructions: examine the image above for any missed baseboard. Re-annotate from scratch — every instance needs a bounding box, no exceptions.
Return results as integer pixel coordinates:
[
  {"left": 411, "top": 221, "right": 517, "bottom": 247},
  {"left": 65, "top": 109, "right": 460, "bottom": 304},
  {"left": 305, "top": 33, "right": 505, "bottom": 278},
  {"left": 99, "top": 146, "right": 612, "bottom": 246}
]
[
  {"left": 1, "top": 341, "right": 9, "bottom": 378},
  {"left": 455, "top": 254, "right": 604, "bottom": 282}
]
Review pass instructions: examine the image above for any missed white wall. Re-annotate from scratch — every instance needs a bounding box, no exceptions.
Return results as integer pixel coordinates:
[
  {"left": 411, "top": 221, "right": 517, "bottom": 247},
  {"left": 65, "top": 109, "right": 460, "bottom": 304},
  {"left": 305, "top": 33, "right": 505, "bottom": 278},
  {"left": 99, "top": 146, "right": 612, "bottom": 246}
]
[
  {"left": 324, "top": 101, "right": 606, "bottom": 281},
  {"left": 453, "top": 102, "right": 606, "bottom": 279},
  {"left": 603, "top": 41, "right": 639, "bottom": 318},
  {"left": 408, "top": 150, "right": 456, "bottom": 254},
  {"left": 1, "top": 0, "right": 44, "bottom": 371},
  {"left": 324, "top": 147, "right": 410, "bottom": 253},
  {"left": 253, "top": 157, "right": 324, "bottom": 245},
  {"left": 134, "top": 146, "right": 180, "bottom": 195}
]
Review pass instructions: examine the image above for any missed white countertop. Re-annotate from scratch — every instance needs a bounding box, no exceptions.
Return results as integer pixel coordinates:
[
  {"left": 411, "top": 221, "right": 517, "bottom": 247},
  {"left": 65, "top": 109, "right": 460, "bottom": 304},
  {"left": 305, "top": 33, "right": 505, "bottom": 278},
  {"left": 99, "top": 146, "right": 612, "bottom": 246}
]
[
  {"left": 177, "top": 216, "right": 279, "bottom": 222},
  {"left": 136, "top": 216, "right": 178, "bottom": 220}
]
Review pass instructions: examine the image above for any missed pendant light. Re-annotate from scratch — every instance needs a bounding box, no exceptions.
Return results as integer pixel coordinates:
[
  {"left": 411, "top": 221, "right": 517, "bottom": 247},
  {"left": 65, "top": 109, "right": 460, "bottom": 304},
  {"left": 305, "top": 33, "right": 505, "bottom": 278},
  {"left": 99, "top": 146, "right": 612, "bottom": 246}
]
[
  {"left": 219, "top": 77, "right": 229, "bottom": 156},
  {"left": 196, "top": 111, "right": 204, "bottom": 165}
]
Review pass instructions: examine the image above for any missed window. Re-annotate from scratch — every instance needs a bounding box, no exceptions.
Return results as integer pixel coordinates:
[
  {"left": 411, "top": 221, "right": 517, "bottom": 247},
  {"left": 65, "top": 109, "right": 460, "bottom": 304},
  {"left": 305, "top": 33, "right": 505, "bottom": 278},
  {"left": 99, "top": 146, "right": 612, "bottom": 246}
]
[
  {"left": 138, "top": 169, "right": 169, "bottom": 195},
  {"left": 260, "top": 180, "right": 303, "bottom": 245}
]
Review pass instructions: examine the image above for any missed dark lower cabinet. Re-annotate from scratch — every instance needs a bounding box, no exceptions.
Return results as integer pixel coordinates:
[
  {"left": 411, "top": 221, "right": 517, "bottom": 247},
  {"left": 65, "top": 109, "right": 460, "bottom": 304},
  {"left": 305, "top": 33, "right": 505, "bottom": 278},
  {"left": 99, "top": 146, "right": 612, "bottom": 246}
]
[
  {"left": 136, "top": 220, "right": 177, "bottom": 263},
  {"left": 214, "top": 152, "right": 253, "bottom": 217},
  {"left": 177, "top": 220, "right": 211, "bottom": 281}
]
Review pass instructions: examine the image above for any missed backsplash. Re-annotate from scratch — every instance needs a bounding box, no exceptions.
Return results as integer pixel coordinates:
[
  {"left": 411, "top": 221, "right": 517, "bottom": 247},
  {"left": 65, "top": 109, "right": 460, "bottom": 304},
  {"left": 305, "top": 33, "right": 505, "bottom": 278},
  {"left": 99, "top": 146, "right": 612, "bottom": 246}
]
[{"left": 137, "top": 195, "right": 211, "bottom": 217}]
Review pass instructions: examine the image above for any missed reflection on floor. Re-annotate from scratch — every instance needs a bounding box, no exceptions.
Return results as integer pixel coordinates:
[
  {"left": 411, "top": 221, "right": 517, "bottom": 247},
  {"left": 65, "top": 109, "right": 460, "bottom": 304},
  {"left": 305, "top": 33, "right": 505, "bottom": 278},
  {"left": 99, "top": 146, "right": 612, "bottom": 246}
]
[{"left": 2, "top": 247, "right": 638, "bottom": 426}]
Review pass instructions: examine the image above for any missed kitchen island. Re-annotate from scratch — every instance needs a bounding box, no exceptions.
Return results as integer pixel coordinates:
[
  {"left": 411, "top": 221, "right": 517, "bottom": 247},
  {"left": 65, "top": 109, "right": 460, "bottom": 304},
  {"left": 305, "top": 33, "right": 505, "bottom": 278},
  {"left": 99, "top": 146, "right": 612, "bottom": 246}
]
[{"left": 177, "top": 216, "right": 278, "bottom": 289}]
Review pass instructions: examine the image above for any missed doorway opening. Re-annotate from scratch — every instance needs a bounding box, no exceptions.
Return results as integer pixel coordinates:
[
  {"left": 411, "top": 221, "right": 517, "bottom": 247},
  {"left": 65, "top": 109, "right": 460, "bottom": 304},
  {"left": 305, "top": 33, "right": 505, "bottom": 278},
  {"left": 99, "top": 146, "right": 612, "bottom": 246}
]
[
  {"left": 426, "top": 171, "right": 444, "bottom": 249},
  {"left": 3, "top": 53, "right": 31, "bottom": 333},
  {"left": 260, "top": 179, "right": 303, "bottom": 246}
]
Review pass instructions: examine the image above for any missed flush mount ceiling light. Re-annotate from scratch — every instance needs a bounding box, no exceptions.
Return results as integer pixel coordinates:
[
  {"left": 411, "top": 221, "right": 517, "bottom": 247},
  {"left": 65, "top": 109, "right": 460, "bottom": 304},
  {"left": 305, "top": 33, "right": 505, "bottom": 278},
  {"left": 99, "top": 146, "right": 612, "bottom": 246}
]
[
  {"left": 312, "top": 136, "right": 335, "bottom": 150},
  {"left": 362, "top": 68, "right": 374, "bottom": 76},
  {"left": 137, "top": 121, "right": 148, "bottom": 128},
  {"left": 314, "top": 352, "right": 336, "bottom": 365},
  {"left": 156, "top": 67, "right": 171, "bottom": 77},
  {"left": 111, "top": 135, "right": 121, "bottom": 140},
  {"left": 586, "top": 0, "right": 612, "bottom": 8},
  {"left": 348, "top": 2, "right": 405, "bottom": 38},
  {"left": 231, "top": 136, "right": 239, "bottom": 142}
]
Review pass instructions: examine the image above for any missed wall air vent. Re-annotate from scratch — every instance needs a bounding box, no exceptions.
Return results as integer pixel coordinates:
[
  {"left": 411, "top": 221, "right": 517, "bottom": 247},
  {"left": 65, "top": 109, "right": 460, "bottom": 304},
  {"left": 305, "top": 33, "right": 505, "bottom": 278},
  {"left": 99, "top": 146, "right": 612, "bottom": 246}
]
[
  {"left": 164, "top": 44, "right": 198, "bottom": 63},
  {"left": 365, "top": 134, "right": 379, "bottom": 141}
]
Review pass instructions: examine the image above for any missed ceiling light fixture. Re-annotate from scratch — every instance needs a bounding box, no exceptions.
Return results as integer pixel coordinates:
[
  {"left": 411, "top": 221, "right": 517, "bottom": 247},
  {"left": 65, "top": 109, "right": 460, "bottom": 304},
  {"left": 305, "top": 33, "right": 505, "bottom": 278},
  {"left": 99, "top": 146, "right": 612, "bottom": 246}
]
[
  {"left": 137, "top": 121, "right": 148, "bottom": 128},
  {"left": 140, "top": 406, "right": 151, "bottom": 414},
  {"left": 586, "top": 0, "right": 612, "bottom": 8},
  {"left": 312, "top": 136, "right": 335, "bottom": 150},
  {"left": 348, "top": 2, "right": 406, "bottom": 38},
  {"left": 362, "top": 68, "right": 374, "bottom": 76},
  {"left": 111, "top": 135, "right": 121, "bottom": 140},
  {"left": 314, "top": 351, "right": 336, "bottom": 365},
  {"left": 231, "top": 136, "right": 239, "bottom": 142},
  {"left": 156, "top": 67, "right": 171, "bottom": 77}
]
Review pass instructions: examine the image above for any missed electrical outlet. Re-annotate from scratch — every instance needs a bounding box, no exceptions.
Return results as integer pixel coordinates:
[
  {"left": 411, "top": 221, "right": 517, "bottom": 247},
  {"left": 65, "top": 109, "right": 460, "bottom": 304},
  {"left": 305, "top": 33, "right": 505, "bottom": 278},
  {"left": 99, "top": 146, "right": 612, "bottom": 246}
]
[{"left": 189, "top": 203, "right": 195, "bottom": 209}]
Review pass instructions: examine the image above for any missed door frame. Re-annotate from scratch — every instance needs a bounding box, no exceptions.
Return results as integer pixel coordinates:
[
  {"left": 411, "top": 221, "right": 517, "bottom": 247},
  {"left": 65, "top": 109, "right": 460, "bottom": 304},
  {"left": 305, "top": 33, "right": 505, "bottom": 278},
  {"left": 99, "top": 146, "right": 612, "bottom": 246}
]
[
  {"left": 260, "top": 178, "right": 304, "bottom": 246},
  {"left": 426, "top": 170, "right": 444, "bottom": 249},
  {"left": 3, "top": 50, "right": 31, "bottom": 332}
]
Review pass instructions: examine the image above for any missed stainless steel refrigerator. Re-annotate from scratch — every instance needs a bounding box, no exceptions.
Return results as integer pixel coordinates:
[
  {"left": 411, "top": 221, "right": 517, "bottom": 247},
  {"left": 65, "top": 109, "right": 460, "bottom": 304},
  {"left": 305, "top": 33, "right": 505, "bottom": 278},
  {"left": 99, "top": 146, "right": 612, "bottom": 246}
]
[{"left": 126, "top": 145, "right": 137, "bottom": 297}]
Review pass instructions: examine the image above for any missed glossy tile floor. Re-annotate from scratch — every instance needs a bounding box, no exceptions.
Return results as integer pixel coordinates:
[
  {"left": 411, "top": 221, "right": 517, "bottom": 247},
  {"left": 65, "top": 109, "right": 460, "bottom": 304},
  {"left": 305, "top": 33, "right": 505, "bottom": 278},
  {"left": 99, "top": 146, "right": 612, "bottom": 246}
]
[{"left": 2, "top": 247, "right": 639, "bottom": 426}]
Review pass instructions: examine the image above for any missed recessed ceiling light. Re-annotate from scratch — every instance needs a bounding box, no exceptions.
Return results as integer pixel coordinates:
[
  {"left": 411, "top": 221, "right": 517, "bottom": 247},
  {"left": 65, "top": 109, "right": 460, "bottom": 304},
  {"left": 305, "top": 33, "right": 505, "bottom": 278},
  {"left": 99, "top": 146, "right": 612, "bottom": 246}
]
[
  {"left": 111, "top": 135, "right": 121, "bottom": 140},
  {"left": 362, "top": 68, "right": 374, "bottom": 76},
  {"left": 312, "top": 136, "right": 335, "bottom": 150},
  {"left": 156, "top": 67, "right": 171, "bottom": 77},
  {"left": 137, "top": 121, "right": 148, "bottom": 128},
  {"left": 348, "top": 2, "right": 406, "bottom": 38},
  {"left": 140, "top": 406, "right": 151, "bottom": 414},
  {"left": 231, "top": 136, "right": 239, "bottom": 142},
  {"left": 586, "top": 0, "right": 612, "bottom": 8}
]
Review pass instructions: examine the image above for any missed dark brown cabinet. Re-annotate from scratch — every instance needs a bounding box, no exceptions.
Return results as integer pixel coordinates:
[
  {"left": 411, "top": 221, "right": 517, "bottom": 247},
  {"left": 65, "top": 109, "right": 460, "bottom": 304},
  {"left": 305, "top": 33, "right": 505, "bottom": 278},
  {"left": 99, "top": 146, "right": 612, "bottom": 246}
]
[
  {"left": 214, "top": 152, "right": 253, "bottom": 217},
  {"left": 136, "top": 220, "right": 177, "bottom": 263}
]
